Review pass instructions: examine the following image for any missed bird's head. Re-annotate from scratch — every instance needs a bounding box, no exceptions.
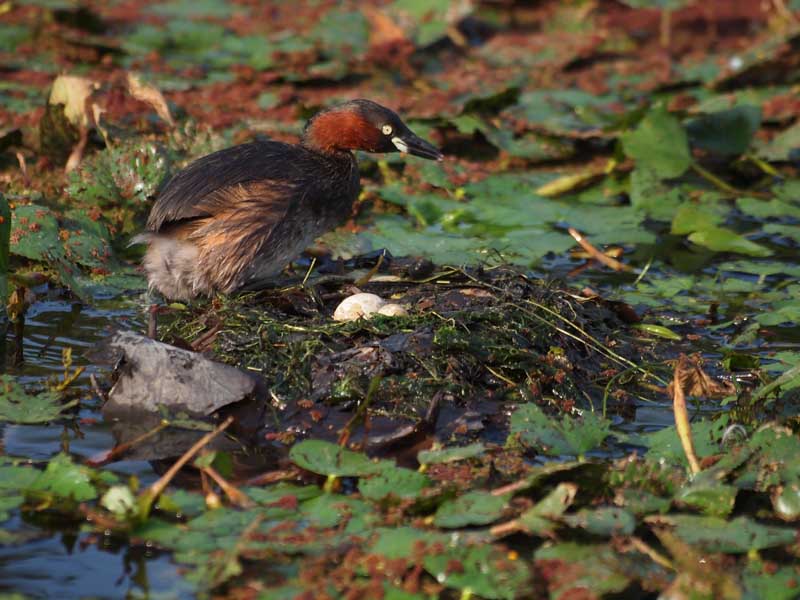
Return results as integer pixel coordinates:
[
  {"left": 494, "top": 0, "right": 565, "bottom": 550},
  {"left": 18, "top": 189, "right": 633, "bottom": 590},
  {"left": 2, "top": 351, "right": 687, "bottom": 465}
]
[{"left": 303, "top": 99, "right": 443, "bottom": 161}]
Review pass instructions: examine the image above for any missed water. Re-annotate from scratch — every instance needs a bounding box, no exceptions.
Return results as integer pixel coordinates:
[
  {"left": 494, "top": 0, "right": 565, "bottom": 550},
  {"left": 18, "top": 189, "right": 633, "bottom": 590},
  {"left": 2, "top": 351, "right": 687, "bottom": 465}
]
[{"left": 0, "top": 296, "right": 193, "bottom": 600}]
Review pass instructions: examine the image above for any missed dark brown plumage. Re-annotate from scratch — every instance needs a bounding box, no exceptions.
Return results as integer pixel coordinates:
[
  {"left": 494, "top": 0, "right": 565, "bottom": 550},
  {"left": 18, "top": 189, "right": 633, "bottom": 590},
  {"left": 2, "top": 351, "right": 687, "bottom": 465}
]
[{"left": 133, "top": 99, "right": 442, "bottom": 300}]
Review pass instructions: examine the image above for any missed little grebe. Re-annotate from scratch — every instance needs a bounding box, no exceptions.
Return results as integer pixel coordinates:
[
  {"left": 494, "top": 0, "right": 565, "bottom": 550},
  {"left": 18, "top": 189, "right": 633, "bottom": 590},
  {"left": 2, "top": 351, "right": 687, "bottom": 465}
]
[{"left": 133, "top": 99, "right": 442, "bottom": 300}]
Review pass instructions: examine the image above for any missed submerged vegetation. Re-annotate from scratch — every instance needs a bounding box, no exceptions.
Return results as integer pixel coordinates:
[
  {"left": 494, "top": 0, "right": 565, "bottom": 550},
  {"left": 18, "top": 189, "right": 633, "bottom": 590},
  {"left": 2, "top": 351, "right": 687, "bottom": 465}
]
[{"left": 1, "top": 0, "right": 800, "bottom": 598}]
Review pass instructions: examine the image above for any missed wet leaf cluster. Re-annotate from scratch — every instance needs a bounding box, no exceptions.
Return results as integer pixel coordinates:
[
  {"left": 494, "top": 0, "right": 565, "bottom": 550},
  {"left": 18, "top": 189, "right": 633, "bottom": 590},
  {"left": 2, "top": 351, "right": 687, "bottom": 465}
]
[{"left": 2, "top": 420, "right": 799, "bottom": 598}]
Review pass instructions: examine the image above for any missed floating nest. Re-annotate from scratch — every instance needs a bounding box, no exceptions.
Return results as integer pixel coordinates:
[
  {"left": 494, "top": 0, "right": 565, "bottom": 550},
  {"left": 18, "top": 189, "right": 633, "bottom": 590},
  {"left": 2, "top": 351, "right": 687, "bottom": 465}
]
[{"left": 158, "top": 259, "right": 669, "bottom": 452}]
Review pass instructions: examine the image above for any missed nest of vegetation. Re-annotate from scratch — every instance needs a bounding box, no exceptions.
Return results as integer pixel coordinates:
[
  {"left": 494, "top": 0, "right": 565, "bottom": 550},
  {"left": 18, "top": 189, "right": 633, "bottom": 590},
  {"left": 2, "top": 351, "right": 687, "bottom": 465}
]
[{"left": 159, "top": 260, "right": 668, "bottom": 444}]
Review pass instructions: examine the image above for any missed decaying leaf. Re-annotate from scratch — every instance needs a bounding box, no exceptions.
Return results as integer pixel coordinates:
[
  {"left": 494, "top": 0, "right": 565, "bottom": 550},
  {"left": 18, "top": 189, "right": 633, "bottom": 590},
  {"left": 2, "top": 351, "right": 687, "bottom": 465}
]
[
  {"left": 667, "top": 354, "right": 737, "bottom": 399},
  {"left": 126, "top": 72, "right": 175, "bottom": 127},
  {"left": 49, "top": 75, "right": 97, "bottom": 129}
]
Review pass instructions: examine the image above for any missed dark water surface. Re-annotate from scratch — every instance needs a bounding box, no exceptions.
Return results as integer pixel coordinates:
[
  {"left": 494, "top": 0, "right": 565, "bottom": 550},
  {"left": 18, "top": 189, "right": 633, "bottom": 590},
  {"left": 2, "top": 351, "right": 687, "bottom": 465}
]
[{"left": 0, "top": 297, "right": 195, "bottom": 600}]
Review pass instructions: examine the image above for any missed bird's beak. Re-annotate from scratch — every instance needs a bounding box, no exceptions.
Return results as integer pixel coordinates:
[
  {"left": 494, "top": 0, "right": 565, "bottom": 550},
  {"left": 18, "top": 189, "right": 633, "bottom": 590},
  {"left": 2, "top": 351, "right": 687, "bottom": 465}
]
[{"left": 391, "top": 133, "right": 444, "bottom": 161}]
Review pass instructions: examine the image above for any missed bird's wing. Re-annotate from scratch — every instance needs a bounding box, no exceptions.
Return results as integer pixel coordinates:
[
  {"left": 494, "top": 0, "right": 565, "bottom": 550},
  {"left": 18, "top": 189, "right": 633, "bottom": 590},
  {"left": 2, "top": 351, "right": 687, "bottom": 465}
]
[
  {"left": 146, "top": 140, "right": 307, "bottom": 231},
  {"left": 187, "top": 179, "right": 297, "bottom": 292}
]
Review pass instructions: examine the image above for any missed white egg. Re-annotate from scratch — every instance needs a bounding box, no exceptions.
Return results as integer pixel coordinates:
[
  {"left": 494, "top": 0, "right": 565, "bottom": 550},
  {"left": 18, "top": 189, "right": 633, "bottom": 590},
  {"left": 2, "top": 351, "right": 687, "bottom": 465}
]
[{"left": 333, "top": 293, "right": 386, "bottom": 321}]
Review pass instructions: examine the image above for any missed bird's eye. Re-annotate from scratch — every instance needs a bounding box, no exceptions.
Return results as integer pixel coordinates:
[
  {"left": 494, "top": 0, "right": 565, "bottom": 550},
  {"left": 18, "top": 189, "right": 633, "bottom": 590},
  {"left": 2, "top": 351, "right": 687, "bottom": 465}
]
[{"left": 381, "top": 124, "right": 393, "bottom": 135}]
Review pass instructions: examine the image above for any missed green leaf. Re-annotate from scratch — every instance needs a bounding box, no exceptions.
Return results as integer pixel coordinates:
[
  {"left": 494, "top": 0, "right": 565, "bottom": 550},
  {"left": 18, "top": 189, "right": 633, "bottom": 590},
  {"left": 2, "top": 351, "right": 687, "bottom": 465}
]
[
  {"left": 736, "top": 196, "right": 800, "bottom": 220},
  {"left": 518, "top": 482, "right": 576, "bottom": 535},
  {"left": 621, "top": 106, "right": 691, "bottom": 178},
  {"left": 615, "top": 488, "right": 671, "bottom": 517},
  {"left": 418, "top": 442, "right": 485, "bottom": 465},
  {"left": 757, "top": 120, "right": 800, "bottom": 161},
  {"left": 688, "top": 226, "right": 772, "bottom": 257},
  {"left": 511, "top": 89, "right": 617, "bottom": 135},
  {"left": 147, "top": 0, "right": 241, "bottom": 18},
  {"left": 358, "top": 468, "right": 430, "bottom": 502},
  {"left": 743, "top": 561, "right": 800, "bottom": 600},
  {"left": 648, "top": 515, "right": 796, "bottom": 553},
  {"left": 61, "top": 209, "right": 113, "bottom": 269},
  {"left": 643, "top": 418, "right": 729, "bottom": 467},
  {"left": 686, "top": 105, "right": 761, "bottom": 156},
  {"left": 422, "top": 543, "right": 529, "bottom": 600},
  {"left": 629, "top": 167, "right": 686, "bottom": 221},
  {"left": 0, "top": 375, "right": 77, "bottom": 424},
  {"left": 246, "top": 482, "right": 322, "bottom": 507},
  {"left": 562, "top": 507, "right": 636, "bottom": 536},
  {"left": 9, "top": 204, "right": 64, "bottom": 262},
  {"left": 509, "top": 403, "right": 612, "bottom": 457},
  {"left": 289, "top": 440, "right": 392, "bottom": 477},
  {"left": 534, "top": 543, "right": 634, "bottom": 597},
  {"left": 670, "top": 203, "right": 726, "bottom": 235},
  {"left": 311, "top": 9, "right": 368, "bottom": 58},
  {"left": 369, "top": 526, "right": 448, "bottom": 559},
  {"left": 0, "top": 466, "right": 39, "bottom": 492},
  {"left": 674, "top": 482, "right": 738, "bottom": 518},
  {"left": 66, "top": 139, "right": 170, "bottom": 209},
  {"left": 300, "top": 493, "right": 374, "bottom": 530},
  {"left": 632, "top": 323, "right": 682, "bottom": 340},
  {"left": 101, "top": 485, "right": 137, "bottom": 518},
  {"left": 433, "top": 491, "right": 507, "bottom": 528},
  {"left": 27, "top": 453, "right": 98, "bottom": 502}
]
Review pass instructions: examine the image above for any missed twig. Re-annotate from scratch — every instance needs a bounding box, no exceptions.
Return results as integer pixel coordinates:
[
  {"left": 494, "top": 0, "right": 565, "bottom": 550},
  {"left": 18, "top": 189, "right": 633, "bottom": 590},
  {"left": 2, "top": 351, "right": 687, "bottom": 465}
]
[
  {"left": 245, "top": 468, "right": 299, "bottom": 487},
  {"left": 354, "top": 252, "right": 385, "bottom": 287},
  {"left": 485, "top": 365, "right": 517, "bottom": 387},
  {"left": 89, "top": 373, "right": 107, "bottom": 402},
  {"left": 632, "top": 255, "right": 653, "bottom": 286},
  {"left": 53, "top": 366, "right": 85, "bottom": 392},
  {"left": 489, "top": 518, "right": 523, "bottom": 538},
  {"left": 568, "top": 227, "right": 633, "bottom": 272},
  {"left": 191, "top": 321, "right": 222, "bottom": 352},
  {"left": 86, "top": 420, "right": 169, "bottom": 467},
  {"left": 672, "top": 355, "right": 701, "bottom": 475},
  {"left": 692, "top": 162, "right": 756, "bottom": 196},
  {"left": 629, "top": 536, "right": 674, "bottom": 571},
  {"left": 338, "top": 375, "right": 381, "bottom": 446},
  {"left": 746, "top": 153, "right": 781, "bottom": 178},
  {"left": 15, "top": 152, "right": 30, "bottom": 186},
  {"left": 137, "top": 415, "right": 234, "bottom": 518},
  {"left": 65, "top": 127, "right": 89, "bottom": 174},
  {"left": 490, "top": 479, "right": 531, "bottom": 497},
  {"left": 301, "top": 257, "right": 317, "bottom": 287},
  {"left": 202, "top": 465, "right": 254, "bottom": 508}
]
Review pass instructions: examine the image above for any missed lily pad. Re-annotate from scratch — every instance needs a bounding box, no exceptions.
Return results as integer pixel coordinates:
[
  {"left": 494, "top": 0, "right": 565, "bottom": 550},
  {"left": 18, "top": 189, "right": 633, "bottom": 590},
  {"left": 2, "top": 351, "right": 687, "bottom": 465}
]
[
  {"left": 562, "top": 507, "right": 636, "bottom": 537},
  {"left": 358, "top": 468, "right": 430, "bottom": 502},
  {"left": 688, "top": 226, "right": 773, "bottom": 257},
  {"left": 534, "top": 543, "right": 634, "bottom": 597},
  {"left": 9, "top": 204, "right": 64, "bottom": 262},
  {"left": 647, "top": 514, "right": 796, "bottom": 553},
  {"left": 0, "top": 375, "right": 77, "bottom": 424},
  {"left": 433, "top": 491, "right": 507, "bottom": 528},
  {"left": 621, "top": 107, "right": 691, "bottom": 179},
  {"left": 27, "top": 453, "right": 102, "bottom": 503},
  {"left": 418, "top": 442, "right": 485, "bottom": 465},
  {"left": 509, "top": 403, "right": 613, "bottom": 457},
  {"left": 422, "top": 543, "right": 529, "bottom": 599},
  {"left": 686, "top": 105, "right": 761, "bottom": 156},
  {"left": 289, "top": 439, "right": 392, "bottom": 477},
  {"left": 518, "top": 483, "right": 577, "bottom": 536}
]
